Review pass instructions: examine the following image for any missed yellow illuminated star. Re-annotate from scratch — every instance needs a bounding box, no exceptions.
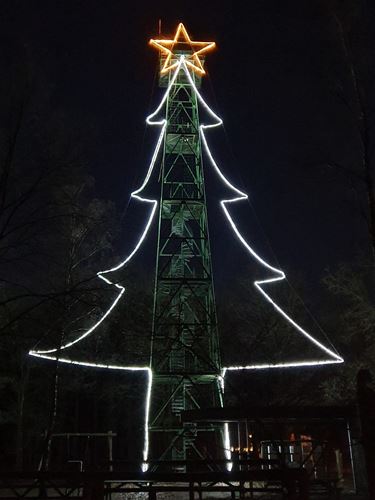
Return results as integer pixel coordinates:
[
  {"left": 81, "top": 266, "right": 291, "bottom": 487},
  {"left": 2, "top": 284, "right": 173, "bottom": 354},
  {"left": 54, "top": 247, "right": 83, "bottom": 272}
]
[{"left": 149, "top": 23, "right": 215, "bottom": 76}]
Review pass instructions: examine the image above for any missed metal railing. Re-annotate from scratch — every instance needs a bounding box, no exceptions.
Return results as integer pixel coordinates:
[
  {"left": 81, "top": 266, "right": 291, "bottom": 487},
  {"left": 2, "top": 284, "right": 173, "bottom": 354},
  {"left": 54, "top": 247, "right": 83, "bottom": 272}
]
[{"left": 0, "top": 460, "right": 309, "bottom": 499}]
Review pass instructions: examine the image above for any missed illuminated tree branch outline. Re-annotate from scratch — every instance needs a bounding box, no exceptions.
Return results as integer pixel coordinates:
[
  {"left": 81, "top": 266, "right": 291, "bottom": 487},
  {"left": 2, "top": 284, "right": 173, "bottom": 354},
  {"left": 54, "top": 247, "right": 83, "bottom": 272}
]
[{"left": 29, "top": 57, "right": 343, "bottom": 466}]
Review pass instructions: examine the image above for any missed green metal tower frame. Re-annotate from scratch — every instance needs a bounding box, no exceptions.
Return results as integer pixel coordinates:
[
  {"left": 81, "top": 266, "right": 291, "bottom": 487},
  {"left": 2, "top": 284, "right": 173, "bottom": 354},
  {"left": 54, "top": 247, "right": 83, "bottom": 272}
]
[{"left": 149, "top": 54, "right": 223, "bottom": 467}]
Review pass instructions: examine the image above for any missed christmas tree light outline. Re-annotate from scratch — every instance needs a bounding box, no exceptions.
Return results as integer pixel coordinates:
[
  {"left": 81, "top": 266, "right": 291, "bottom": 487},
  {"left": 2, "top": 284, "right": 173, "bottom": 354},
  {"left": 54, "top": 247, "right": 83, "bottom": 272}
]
[{"left": 29, "top": 56, "right": 343, "bottom": 467}]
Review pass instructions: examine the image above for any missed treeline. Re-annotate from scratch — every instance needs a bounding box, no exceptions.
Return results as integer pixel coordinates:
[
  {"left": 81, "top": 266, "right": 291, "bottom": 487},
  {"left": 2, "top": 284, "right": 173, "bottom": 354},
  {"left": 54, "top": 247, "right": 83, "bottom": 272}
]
[{"left": 0, "top": 40, "right": 149, "bottom": 469}]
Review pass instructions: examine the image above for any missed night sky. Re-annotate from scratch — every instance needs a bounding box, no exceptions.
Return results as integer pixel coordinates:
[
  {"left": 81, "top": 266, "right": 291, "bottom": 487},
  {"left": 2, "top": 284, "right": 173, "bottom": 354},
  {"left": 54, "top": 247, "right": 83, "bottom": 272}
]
[{"left": 1, "top": 0, "right": 371, "bottom": 320}]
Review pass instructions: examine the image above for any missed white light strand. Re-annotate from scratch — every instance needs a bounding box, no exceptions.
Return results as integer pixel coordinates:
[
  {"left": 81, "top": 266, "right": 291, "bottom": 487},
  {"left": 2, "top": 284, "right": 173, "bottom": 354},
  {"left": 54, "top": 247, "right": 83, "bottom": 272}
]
[
  {"left": 29, "top": 351, "right": 150, "bottom": 371},
  {"left": 226, "top": 359, "right": 342, "bottom": 371},
  {"left": 143, "top": 368, "right": 153, "bottom": 469},
  {"left": 28, "top": 62, "right": 183, "bottom": 467},
  {"left": 182, "top": 59, "right": 343, "bottom": 368},
  {"left": 29, "top": 60, "right": 183, "bottom": 357},
  {"left": 219, "top": 369, "right": 232, "bottom": 471},
  {"left": 28, "top": 56, "right": 343, "bottom": 469},
  {"left": 31, "top": 352, "right": 153, "bottom": 468}
]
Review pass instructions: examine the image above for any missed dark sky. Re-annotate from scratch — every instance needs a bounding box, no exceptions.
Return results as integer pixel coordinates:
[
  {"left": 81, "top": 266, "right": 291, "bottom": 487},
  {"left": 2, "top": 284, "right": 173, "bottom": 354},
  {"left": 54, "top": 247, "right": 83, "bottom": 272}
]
[{"left": 1, "top": 0, "right": 371, "bottom": 305}]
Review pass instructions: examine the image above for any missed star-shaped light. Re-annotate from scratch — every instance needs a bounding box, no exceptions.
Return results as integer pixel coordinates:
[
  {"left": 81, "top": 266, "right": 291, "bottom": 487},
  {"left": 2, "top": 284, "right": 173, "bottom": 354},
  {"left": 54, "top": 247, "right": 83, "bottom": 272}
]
[{"left": 149, "top": 23, "right": 215, "bottom": 76}]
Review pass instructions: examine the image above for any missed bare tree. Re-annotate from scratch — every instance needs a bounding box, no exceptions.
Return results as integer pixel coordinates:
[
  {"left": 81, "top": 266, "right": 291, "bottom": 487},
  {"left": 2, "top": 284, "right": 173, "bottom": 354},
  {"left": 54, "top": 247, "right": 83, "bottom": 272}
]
[{"left": 331, "top": 1, "right": 375, "bottom": 260}]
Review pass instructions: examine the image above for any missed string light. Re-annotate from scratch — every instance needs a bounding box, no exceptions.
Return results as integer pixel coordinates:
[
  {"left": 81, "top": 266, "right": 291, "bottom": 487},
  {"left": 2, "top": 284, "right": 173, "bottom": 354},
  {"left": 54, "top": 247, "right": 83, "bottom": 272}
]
[
  {"left": 29, "top": 61, "right": 182, "bottom": 357},
  {"left": 182, "top": 60, "right": 343, "bottom": 368},
  {"left": 219, "top": 369, "right": 232, "bottom": 471},
  {"left": 226, "top": 360, "right": 343, "bottom": 370},
  {"left": 31, "top": 352, "right": 153, "bottom": 467},
  {"left": 28, "top": 62, "right": 183, "bottom": 467},
  {"left": 149, "top": 23, "right": 215, "bottom": 75},
  {"left": 29, "top": 55, "right": 343, "bottom": 469},
  {"left": 29, "top": 351, "right": 150, "bottom": 371}
]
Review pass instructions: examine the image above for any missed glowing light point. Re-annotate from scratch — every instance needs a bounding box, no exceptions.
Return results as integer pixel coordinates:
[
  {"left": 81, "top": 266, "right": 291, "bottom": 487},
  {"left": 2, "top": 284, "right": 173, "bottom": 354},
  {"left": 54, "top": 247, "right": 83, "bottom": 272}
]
[{"left": 149, "top": 22, "right": 215, "bottom": 75}]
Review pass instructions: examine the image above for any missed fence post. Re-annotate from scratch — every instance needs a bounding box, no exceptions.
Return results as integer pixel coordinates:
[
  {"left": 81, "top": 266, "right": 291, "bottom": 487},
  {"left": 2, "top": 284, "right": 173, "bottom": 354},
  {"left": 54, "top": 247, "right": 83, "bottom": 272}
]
[{"left": 189, "top": 481, "right": 194, "bottom": 500}]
